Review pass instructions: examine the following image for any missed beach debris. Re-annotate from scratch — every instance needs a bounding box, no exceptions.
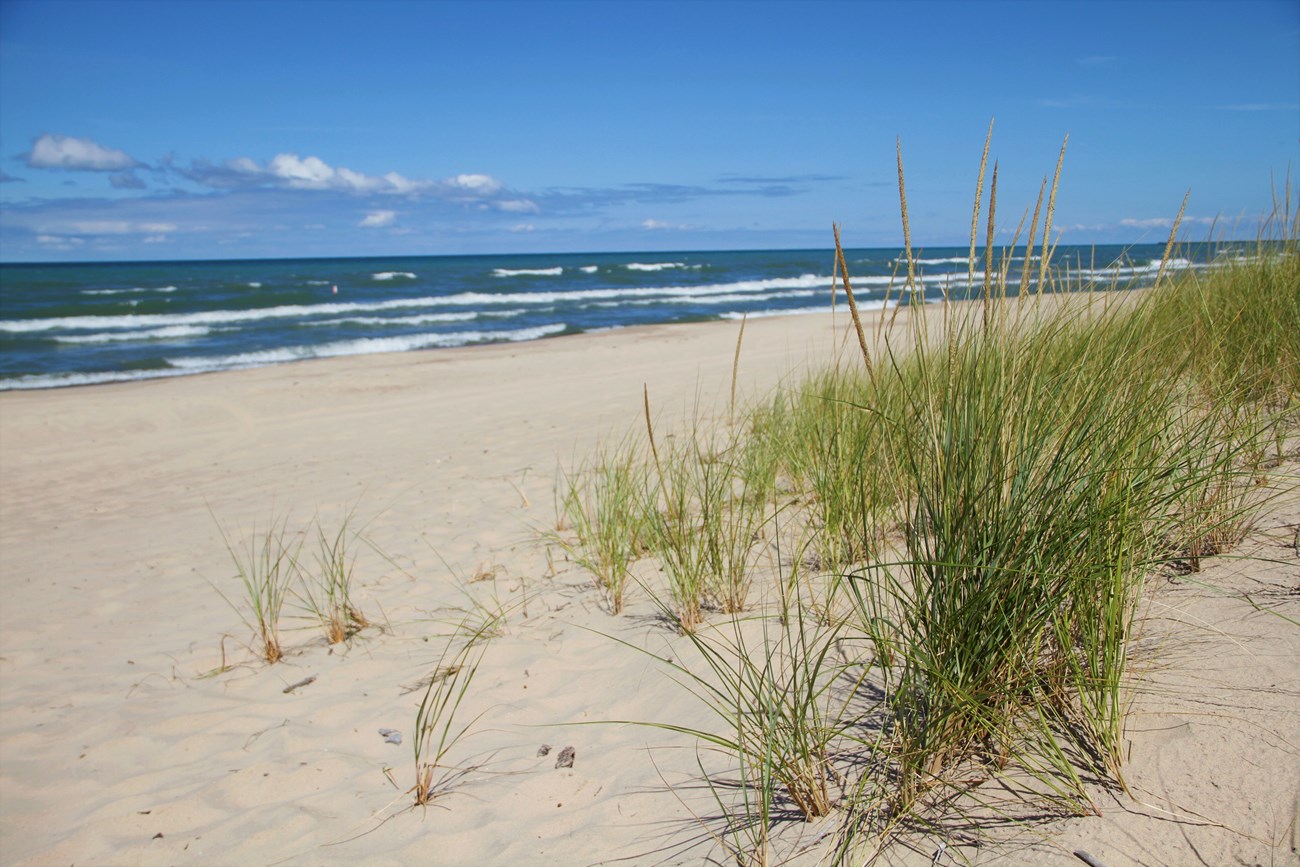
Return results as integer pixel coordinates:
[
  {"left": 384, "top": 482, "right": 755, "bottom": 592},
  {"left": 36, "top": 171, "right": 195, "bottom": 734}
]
[
  {"left": 555, "top": 746, "right": 575, "bottom": 769},
  {"left": 1073, "top": 852, "right": 1108, "bottom": 867},
  {"left": 536, "top": 744, "right": 552, "bottom": 757},
  {"left": 282, "top": 675, "right": 316, "bottom": 694},
  {"left": 378, "top": 728, "right": 402, "bottom": 746}
]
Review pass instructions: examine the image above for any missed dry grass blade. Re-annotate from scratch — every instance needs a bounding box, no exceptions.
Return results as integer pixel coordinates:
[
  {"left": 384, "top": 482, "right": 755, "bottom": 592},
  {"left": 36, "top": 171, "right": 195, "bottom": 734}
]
[
  {"left": 1038, "top": 134, "right": 1069, "bottom": 288},
  {"left": 1154, "top": 189, "right": 1190, "bottom": 290},
  {"left": 968, "top": 118, "right": 994, "bottom": 287},
  {"left": 983, "top": 159, "right": 999, "bottom": 326},
  {"left": 896, "top": 136, "right": 916, "bottom": 295},
  {"left": 1021, "top": 175, "right": 1047, "bottom": 294},
  {"left": 834, "top": 223, "right": 874, "bottom": 378},
  {"left": 731, "top": 312, "right": 747, "bottom": 427}
]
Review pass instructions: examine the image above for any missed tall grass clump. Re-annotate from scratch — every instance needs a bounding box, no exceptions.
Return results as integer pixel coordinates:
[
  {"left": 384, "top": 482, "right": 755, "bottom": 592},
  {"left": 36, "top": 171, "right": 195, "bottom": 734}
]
[{"left": 835, "top": 136, "right": 1290, "bottom": 826}]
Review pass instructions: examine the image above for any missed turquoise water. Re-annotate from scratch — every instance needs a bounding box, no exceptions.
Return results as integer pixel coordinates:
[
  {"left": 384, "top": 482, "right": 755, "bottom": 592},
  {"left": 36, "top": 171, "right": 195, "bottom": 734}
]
[{"left": 0, "top": 244, "right": 1218, "bottom": 390}]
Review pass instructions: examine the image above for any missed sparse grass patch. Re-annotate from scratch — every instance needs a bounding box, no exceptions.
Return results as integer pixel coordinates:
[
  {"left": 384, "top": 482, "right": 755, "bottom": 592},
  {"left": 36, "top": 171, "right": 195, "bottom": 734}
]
[
  {"left": 296, "top": 508, "right": 372, "bottom": 644},
  {"left": 553, "top": 439, "right": 652, "bottom": 614},
  {"left": 210, "top": 512, "right": 302, "bottom": 664},
  {"left": 412, "top": 620, "right": 490, "bottom": 806}
]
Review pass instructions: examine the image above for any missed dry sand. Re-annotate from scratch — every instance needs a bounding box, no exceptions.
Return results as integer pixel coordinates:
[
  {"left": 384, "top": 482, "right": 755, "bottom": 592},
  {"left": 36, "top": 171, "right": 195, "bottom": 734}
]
[{"left": 1, "top": 309, "right": 1296, "bottom": 866}]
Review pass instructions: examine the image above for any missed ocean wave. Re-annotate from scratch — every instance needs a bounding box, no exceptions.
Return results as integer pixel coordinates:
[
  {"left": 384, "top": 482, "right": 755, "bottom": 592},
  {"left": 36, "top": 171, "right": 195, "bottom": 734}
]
[
  {"left": 492, "top": 267, "right": 564, "bottom": 277},
  {"left": 54, "top": 325, "right": 213, "bottom": 344},
  {"left": 0, "top": 296, "right": 466, "bottom": 333},
  {"left": 81, "top": 285, "right": 178, "bottom": 295},
  {"left": 164, "top": 324, "right": 568, "bottom": 372},
  {"left": 436, "top": 273, "right": 835, "bottom": 307},
  {"left": 719, "top": 302, "right": 887, "bottom": 320},
  {"left": 0, "top": 368, "right": 190, "bottom": 391},
  {"left": 596, "top": 288, "right": 823, "bottom": 308},
  {"left": 579, "top": 265, "right": 599, "bottom": 274},
  {"left": 304, "top": 311, "right": 479, "bottom": 327},
  {"left": 625, "top": 262, "right": 697, "bottom": 271},
  {"left": 897, "top": 256, "right": 972, "bottom": 266},
  {"left": 372, "top": 271, "right": 417, "bottom": 280}
]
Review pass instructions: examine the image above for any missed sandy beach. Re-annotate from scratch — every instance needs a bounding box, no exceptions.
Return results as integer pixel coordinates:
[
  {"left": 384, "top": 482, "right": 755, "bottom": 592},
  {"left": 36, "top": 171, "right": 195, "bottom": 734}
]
[{"left": 1, "top": 308, "right": 1296, "bottom": 866}]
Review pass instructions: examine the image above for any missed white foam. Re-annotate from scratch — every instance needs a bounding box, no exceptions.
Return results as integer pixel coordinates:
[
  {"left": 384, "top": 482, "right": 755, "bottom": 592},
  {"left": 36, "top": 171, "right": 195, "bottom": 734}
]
[
  {"left": 81, "top": 285, "right": 177, "bottom": 296},
  {"left": 165, "top": 323, "right": 568, "bottom": 372},
  {"left": 247, "top": 282, "right": 263, "bottom": 288},
  {"left": 372, "top": 271, "right": 417, "bottom": 280},
  {"left": 54, "top": 325, "right": 212, "bottom": 344},
  {"left": 900, "top": 256, "right": 972, "bottom": 266},
  {"left": 305, "top": 312, "right": 479, "bottom": 327},
  {"left": 579, "top": 265, "right": 599, "bottom": 274},
  {"left": 436, "top": 273, "right": 836, "bottom": 307},
  {"left": 0, "top": 368, "right": 191, "bottom": 391},
  {"left": 492, "top": 267, "right": 564, "bottom": 277},
  {"left": 625, "top": 262, "right": 695, "bottom": 271},
  {"left": 0, "top": 296, "right": 469, "bottom": 333}
]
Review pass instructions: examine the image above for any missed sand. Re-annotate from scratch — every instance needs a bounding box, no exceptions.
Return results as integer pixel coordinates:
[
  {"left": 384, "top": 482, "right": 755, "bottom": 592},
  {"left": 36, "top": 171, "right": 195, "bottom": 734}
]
[{"left": 1, "top": 309, "right": 1296, "bottom": 866}]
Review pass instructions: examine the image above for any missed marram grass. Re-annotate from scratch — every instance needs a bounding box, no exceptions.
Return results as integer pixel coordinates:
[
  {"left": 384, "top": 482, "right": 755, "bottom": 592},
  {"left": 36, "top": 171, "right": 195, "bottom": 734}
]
[{"left": 552, "top": 131, "right": 1297, "bottom": 862}]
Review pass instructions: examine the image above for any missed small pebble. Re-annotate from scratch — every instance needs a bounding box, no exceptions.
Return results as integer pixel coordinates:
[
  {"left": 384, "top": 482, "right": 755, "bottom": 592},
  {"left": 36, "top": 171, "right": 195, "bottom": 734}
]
[
  {"left": 378, "top": 728, "right": 402, "bottom": 746},
  {"left": 537, "top": 744, "right": 551, "bottom": 757},
  {"left": 555, "top": 746, "right": 575, "bottom": 769}
]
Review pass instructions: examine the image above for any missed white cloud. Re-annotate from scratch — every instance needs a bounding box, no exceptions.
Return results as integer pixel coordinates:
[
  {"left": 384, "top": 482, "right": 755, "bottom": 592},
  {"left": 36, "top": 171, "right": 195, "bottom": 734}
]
[
  {"left": 642, "top": 218, "right": 691, "bottom": 230},
  {"left": 496, "top": 198, "right": 539, "bottom": 213},
  {"left": 39, "top": 220, "right": 177, "bottom": 236},
  {"left": 509, "top": 223, "right": 536, "bottom": 233},
  {"left": 448, "top": 173, "right": 502, "bottom": 194},
  {"left": 359, "top": 209, "right": 396, "bottom": 228},
  {"left": 183, "top": 152, "right": 429, "bottom": 195},
  {"left": 1120, "top": 217, "right": 1174, "bottom": 229},
  {"left": 36, "top": 234, "right": 85, "bottom": 247},
  {"left": 27, "top": 133, "right": 140, "bottom": 171},
  {"left": 1120, "top": 215, "right": 1217, "bottom": 230}
]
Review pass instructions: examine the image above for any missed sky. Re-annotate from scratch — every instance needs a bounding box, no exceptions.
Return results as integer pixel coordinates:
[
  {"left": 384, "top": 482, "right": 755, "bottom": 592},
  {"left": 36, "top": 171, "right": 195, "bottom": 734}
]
[{"left": 0, "top": 0, "right": 1297, "bottom": 263}]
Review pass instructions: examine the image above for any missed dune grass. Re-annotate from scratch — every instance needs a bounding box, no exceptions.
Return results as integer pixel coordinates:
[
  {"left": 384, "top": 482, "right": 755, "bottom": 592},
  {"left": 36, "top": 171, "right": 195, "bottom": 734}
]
[
  {"left": 297, "top": 509, "right": 372, "bottom": 644},
  {"left": 211, "top": 512, "right": 302, "bottom": 664},
  {"left": 550, "top": 130, "right": 1297, "bottom": 861},
  {"left": 553, "top": 439, "right": 651, "bottom": 614},
  {"left": 411, "top": 617, "right": 492, "bottom": 807}
]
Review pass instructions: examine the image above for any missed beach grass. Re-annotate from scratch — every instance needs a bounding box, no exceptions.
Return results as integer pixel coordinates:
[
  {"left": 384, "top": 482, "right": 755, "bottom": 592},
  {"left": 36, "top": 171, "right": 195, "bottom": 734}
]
[
  {"left": 412, "top": 619, "right": 490, "bottom": 806},
  {"left": 555, "top": 131, "right": 1297, "bottom": 861},
  {"left": 296, "top": 509, "right": 372, "bottom": 644},
  {"left": 210, "top": 512, "right": 303, "bottom": 664}
]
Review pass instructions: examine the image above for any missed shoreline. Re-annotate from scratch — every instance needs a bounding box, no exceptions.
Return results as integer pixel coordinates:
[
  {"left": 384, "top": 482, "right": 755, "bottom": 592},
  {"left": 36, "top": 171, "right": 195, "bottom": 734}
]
[{"left": 1, "top": 301, "right": 1295, "bottom": 865}]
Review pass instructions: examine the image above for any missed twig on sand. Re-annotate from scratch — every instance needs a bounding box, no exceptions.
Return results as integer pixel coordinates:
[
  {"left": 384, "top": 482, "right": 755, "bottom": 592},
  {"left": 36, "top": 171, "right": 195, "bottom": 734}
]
[{"left": 282, "top": 675, "right": 316, "bottom": 694}]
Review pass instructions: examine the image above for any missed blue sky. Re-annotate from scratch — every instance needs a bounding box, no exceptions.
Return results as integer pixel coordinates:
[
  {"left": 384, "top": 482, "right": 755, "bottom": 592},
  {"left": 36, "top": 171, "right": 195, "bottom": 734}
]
[{"left": 1, "top": 0, "right": 1296, "bottom": 262}]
